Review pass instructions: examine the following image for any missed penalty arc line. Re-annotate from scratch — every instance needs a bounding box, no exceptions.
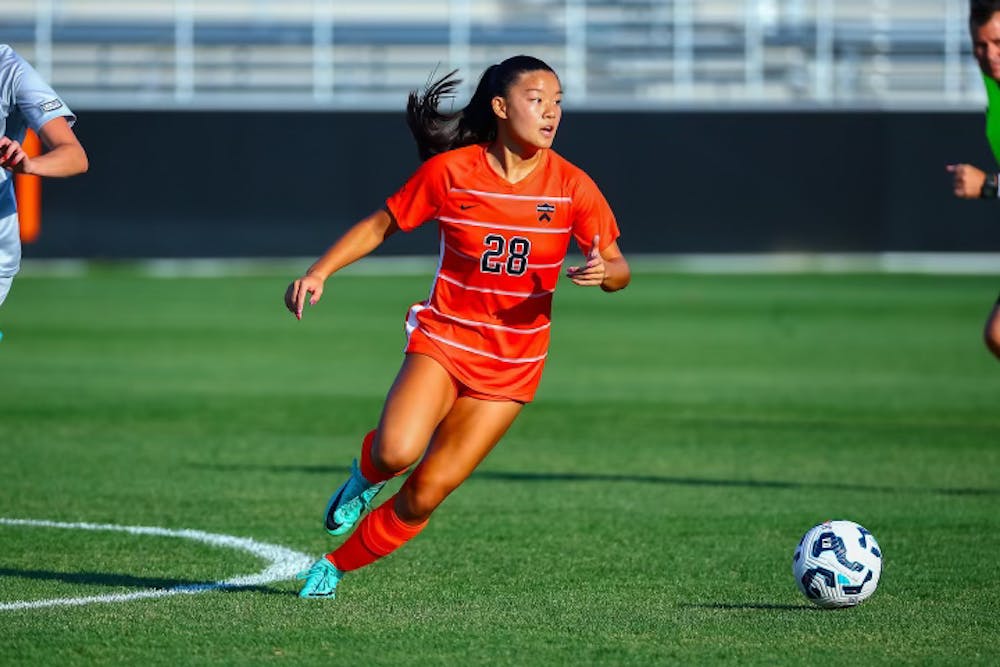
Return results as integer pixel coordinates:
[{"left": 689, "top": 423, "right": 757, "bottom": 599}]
[{"left": 0, "top": 517, "right": 315, "bottom": 612}]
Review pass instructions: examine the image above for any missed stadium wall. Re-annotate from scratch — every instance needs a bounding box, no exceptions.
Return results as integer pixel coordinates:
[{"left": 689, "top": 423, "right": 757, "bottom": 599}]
[{"left": 25, "top": 111, "right": 1000, "bottom": 259}]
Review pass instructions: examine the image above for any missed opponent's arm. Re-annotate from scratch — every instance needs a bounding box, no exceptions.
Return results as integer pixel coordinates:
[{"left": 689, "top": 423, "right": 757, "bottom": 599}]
[{"left": 0, "top": 117, "right": 88, "bottom": 177}]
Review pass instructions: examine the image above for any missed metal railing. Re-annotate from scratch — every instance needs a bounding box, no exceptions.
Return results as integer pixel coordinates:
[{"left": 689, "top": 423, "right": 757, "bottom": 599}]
[{"left": 0, "top": 0, "right": 986, "bottom": 110}]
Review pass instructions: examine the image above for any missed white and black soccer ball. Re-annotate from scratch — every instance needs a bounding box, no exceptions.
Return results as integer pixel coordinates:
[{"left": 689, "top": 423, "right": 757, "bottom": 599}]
[{"left": 792, "top": 520, "right": 882, "bottom": 608}]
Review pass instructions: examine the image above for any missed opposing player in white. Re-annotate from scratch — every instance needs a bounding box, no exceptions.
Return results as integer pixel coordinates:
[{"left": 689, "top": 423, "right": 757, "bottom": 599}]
[{"left": 0, "top": 44, "right": 88, "bottom": 313}]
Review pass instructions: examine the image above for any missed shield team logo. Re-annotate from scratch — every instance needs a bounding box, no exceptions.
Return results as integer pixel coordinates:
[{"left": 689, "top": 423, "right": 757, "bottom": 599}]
[{"left": 536, "top": 202, "right": 555, "bottom": 223}]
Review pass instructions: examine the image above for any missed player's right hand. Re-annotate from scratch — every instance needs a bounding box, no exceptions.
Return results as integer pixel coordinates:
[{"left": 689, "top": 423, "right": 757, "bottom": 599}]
[
  {"left": 285, "top": 274, "right": 325, "bottom": 320},
  {"left": 946, "top": 163, "right": 987, "bottom": 199},
  {"left": 0, "top": 136, "right": 29, "bottom": 173}
]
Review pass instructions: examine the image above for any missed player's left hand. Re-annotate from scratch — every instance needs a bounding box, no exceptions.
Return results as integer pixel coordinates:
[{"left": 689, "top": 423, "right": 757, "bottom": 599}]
[
  {"left": 0, "top": 136, "right": 30, "bottom": 173},
  {"left": 566, "top": 234, "right": 606, "bottom": 287}
]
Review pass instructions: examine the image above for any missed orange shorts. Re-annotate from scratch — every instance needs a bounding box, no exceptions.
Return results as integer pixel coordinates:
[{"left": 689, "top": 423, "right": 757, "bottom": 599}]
[
  {"left": 405, "top": 331, "right": 526, "bottom": 404},
  {"left": 404, "top": 304, "right": 533, "bottom": 403}
]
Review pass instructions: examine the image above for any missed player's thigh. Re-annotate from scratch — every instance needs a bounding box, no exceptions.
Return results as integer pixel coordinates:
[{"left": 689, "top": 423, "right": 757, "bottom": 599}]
[
  {"left": 398, "top": 396, "right": 523, "bottom": 516},
  {"left": 374, "top": 353, "right": 459, "bottom": 469}
]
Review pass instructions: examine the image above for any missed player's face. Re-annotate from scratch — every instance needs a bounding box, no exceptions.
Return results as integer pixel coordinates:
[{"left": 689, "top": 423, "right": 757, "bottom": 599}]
[
  {"left": 495, "top": 70, "right": 562, "bottom": 152},
  {"left": 972, "top": 12, "right": 1000, "bottom": 80}
]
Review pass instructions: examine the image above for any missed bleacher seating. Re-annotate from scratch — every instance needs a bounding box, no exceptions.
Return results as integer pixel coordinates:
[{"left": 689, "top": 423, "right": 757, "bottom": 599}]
[{"left": 0, "top": 0, "right": 983, "bottom": 110}]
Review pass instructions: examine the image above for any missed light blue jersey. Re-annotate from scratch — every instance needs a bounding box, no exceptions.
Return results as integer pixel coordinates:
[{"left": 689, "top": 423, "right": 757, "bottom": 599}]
[{"left": 0, "top": 44, "right": 75, "bottom": 279}]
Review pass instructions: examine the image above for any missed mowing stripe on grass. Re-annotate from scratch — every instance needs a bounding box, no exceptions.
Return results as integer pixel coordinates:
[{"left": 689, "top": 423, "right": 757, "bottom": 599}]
[{"left": 0, "top": 517, "right": 314, "bottom": 612}]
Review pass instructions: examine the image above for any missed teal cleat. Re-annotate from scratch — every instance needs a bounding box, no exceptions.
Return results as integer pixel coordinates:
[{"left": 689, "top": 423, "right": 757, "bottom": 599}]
[
  {"left": 323, "top": 459, "right": 386, "bottom": 536},
  {"left": 297, "top": 558, "right": 344, "bottom": 599}
]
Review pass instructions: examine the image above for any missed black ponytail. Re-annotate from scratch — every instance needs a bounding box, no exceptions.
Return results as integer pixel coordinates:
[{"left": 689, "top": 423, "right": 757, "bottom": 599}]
[{"left": 405, "top": 55, "right": 557, "bottom": 161}]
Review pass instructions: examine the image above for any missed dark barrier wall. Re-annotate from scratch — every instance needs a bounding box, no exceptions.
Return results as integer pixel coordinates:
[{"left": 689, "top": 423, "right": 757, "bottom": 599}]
[{"left": 25, "top": 110, "right": 1000, "bottom": 258}]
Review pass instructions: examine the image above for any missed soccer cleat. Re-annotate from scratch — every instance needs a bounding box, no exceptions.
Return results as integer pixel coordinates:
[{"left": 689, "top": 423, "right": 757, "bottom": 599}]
[
  {"left": 297, "top": 558, "right": 344, "bottom": 599},
  {"left": 323, "top": 458, "right": 386, "bottom": 536}
]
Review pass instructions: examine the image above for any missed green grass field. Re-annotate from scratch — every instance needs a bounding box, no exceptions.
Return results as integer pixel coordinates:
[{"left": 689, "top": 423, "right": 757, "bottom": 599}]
[{"left": 1, "top": 268, "right": 998, "bottom": 665}]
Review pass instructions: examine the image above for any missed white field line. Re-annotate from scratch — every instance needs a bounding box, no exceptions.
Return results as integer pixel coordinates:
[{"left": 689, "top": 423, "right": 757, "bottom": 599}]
[
  {"left": 16, "top": 253, "right": 1000, "bottom": 277},
  {"left": 0, "top": 517, "right": 314, "bottom": 612}
]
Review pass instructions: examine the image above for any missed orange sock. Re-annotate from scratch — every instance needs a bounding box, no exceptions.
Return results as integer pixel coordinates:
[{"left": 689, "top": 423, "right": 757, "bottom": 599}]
[
  {"left": 327, "top": 495, "right": 427, "bottom": 572},
  {"left": 359, "top": 429, "right": 408, "bottom": 484}
]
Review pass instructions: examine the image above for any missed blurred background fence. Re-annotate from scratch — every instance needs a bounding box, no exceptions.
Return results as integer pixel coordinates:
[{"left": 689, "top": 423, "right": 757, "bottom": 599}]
[
  {"left": 0, "top": 0, "right": 985, "bottom": 110},
  {"left": 4, "top": 0, "right": 999, "bottom": 258}
]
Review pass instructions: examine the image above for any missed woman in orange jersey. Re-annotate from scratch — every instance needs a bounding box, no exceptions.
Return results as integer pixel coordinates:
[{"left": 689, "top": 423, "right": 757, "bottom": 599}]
[{"left": 285, "top": 55, "right": 631, "bottom": 599}]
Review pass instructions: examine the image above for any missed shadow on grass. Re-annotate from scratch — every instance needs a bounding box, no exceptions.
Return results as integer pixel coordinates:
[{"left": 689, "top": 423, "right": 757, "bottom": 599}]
[
  {"left": 0, "top": 567, "right": 282, "bottom": 595},
  {"left": 679, "top": 602, "right": 819, "bottom": 611},
  {"left": 193, "top": 463, "right": 1000, "bottom": 497}
]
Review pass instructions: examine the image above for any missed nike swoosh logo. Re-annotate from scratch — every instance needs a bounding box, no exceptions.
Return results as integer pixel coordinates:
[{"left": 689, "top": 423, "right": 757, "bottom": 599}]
[
  {"left": 325, "top": 485, "right": 348, "bottom": 530},
  {"left": 459, "top": 204, "right": 478, "bottom": 210}
]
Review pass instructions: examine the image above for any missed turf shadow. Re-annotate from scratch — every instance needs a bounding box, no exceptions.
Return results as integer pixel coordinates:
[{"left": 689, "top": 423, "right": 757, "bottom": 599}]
[
  {"left": 192, "top": 463, "right": 1000, "bottom": 497},
  {"left": 679, "top": 602, "right": 819, "bottom": 612}
]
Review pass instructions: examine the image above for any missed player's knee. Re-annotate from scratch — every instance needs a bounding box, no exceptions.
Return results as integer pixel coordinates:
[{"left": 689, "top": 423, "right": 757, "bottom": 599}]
[
  {"left": 372, "top": 428, "right": 423, "bottom": 474},
  {"left": 370, "top": 448, "right": 409, "bottom": 476}
]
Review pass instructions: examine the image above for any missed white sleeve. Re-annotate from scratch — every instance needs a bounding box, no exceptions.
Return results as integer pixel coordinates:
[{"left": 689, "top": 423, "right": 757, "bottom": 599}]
[{"left": 11, "top": 50, "right": 75, "bottom": 131}]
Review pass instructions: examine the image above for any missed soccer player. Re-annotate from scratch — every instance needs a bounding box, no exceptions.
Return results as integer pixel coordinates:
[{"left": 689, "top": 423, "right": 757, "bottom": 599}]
[
  {"left": 946, "top": 1, "right": 1000, "bottom": 360},
  {"left": 0, "top": 45, "right": 88, "bottom": 311},
  {"left": 286, "top": 55, "right": 631, "bottom": 599}
]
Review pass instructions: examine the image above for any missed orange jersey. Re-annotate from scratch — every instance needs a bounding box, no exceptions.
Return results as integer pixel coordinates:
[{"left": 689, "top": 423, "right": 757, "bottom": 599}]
[{"left": 385, "top": 143, "right": 620, "bottom": 402}]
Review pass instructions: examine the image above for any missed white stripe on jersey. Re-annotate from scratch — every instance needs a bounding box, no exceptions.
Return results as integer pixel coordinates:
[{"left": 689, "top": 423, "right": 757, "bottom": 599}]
[
  {"left": 439, "top": 216, "right": 571, "bottom": 235},
  {"left": 525, "top": 258, "right": 565, "bottom": 269},
  {"left": 443, "top": 241, "right": 478, "bottom": 261},
  {"left": 419, "top": 328, "right": 549, "bottom": 364},
  {"left": 437, "top": 273, "right": 553, "bottom": 298},
  {"left": 450, "top": 188, "right": 572, "bottom": 203},
  {"left": 427, "top": 304, "right": 551, "bottom": 334}
]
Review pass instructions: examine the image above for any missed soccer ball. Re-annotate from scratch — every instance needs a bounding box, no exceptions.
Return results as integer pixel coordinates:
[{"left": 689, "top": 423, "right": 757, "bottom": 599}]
[{"left": 792, "top": 520, "right": 882, "bottom": 608}]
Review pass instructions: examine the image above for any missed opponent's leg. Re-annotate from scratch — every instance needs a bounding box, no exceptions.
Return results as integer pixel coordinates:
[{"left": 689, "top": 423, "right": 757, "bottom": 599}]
[
  {"left": 0, "top": 275, "right": 11, "bottom": 308},
  {"left": 0, "top": 275, "right": 12, "bottom": 341},
  {"left": 984, "top": 297, "right": 1000, "bottom": 360}
]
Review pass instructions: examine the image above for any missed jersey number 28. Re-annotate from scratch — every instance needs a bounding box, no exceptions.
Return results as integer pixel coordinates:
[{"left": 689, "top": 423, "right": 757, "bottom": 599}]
[{"left": 480, "top": 234, "right": 531, "bottom": 276}]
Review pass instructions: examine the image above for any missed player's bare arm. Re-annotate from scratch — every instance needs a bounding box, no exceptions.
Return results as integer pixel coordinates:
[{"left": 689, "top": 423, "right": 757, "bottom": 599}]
[
  {"left": 599, "top": 252, "right": 630, "bottom": 292},
  {"left": 0, "top": 116, "right": 87, "bottom": 177},
  {"left": 284, "top": 208, "right": 399, "bottom": 319}
]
